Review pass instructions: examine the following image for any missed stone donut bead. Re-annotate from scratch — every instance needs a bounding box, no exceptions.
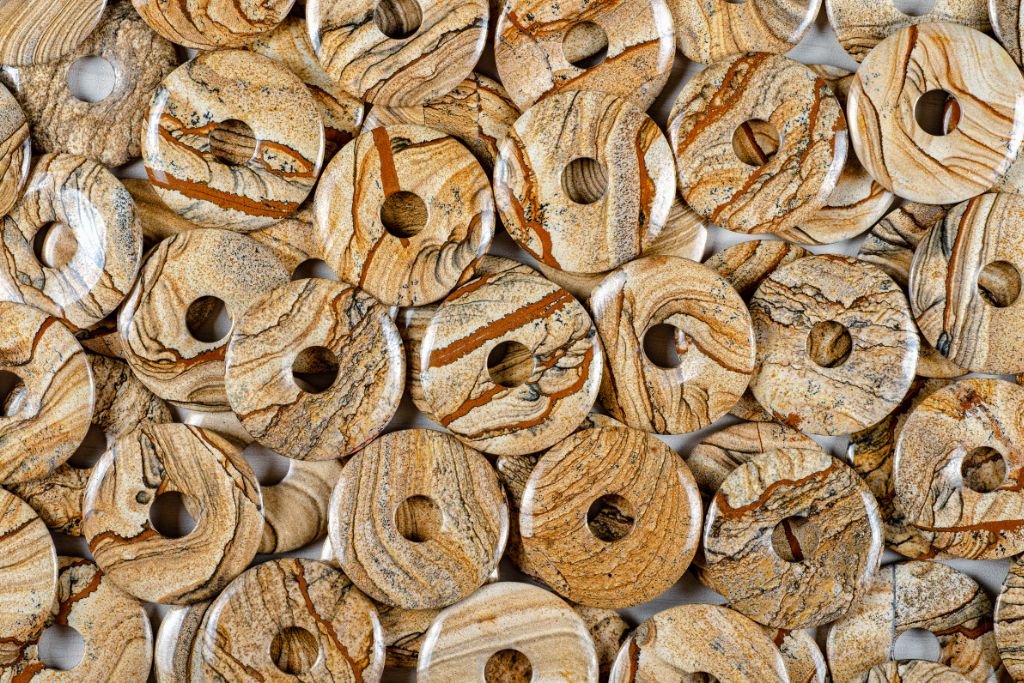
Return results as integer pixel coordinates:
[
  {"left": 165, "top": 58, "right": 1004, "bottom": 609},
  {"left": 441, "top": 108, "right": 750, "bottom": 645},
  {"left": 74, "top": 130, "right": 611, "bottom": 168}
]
[
  {"left": 591, "top": 255, "right": 755, "bottom": 435},
  {"left": 494, "top": 0, "right": 674, "bottom": 110},
  {"left": 0, "top": 82, "right": 30, "bottom": 218},
  {"left": 154, "top": 600, "right": 209, "bottom": 683},
  {"left": 848, "top": 23, "right": 1024, "bottom": 204},
  {"left": 0, "top": 0, "right": 107, "bottom": 66},
  {"left": 82, "top": 423, "right": 264, "bottom": 605},
  {"left": 132, "top": 0, "right": 293, "bottom": 49},
  {"left": 4, "top": 3, "right": 178, "bottom": 167},
  {"left": 668, "top": 53, "right": 847, "bottom": 241},
  {"left": 827, "top": 560, "right": 1000, "bottom": 683},
  {"left": 143, "top": 49, "right": 325, "bottom": 231},
  {"left": 308, "top": 0, "right": 488, "bottom": 107},
  {"left": 313, "top": 124, "right": 495, "bottom": 307},
  {"left": 493, "top": 90, "right": 676, "bottom": 274}
]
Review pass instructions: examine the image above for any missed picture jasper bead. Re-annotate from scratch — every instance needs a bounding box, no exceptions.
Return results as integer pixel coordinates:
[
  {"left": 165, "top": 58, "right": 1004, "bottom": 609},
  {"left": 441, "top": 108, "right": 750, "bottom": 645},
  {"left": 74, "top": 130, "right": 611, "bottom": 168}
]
[
  {"left": 997, "top": 553, "right": 1024, "bottom": 680},
  {"left": 856, "top": 661, "right": 971, "bottom": 682},
  {"left": 0, "top": 83, "right": 30, "bottom": 218},
  {"left": 132, "top": 0, "right": 293, "bottom": 49},
  {"left": 0, "top": 0, "right": 107, "bottom": 66}
]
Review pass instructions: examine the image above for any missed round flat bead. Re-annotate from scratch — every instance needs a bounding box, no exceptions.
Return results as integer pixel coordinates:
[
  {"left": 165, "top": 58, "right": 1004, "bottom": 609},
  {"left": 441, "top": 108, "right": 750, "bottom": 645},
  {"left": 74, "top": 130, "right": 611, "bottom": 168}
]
[
  {"left": 132, "top": 0, "right": 293, "bottom": 49},
  {"left": 0, "top": 83, "right": 30, "bottom": 217},
  {"left": 0, "top": 0, "right": 107, "bottom": 66}
]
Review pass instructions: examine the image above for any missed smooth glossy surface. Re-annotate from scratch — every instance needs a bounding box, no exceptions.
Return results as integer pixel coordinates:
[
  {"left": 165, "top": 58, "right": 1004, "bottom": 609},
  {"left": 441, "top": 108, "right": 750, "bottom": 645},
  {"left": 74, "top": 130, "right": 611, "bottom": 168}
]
[
  {"left": 669, "top": 0, "right": 820, "bottom": 63},
  {"left": 0, "top": 83, "right": 30, "bottom": 217},
  {"left": 132, "top": 0, "right": 294, "bottom": 49}
]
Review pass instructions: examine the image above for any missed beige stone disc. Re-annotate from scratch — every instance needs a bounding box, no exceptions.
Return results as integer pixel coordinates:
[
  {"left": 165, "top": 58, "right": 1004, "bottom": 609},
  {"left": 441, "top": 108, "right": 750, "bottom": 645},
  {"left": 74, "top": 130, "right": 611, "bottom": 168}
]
[
  {"left": 132, "top": 0, "right": 293, "bottom": 49},
  {"left": 997, "top": 553, "right": 1024, "bottom": 680},
  {"left": 0, "top": 0, "right": 107, "bottom": 66}
]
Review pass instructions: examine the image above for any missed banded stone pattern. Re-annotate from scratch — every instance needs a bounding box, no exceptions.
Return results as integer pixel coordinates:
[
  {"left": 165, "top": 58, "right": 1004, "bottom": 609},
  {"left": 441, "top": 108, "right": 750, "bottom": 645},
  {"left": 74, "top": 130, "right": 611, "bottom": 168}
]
[
  {"left": 997, "top": 553, "right": 1024, "bottom": 680},
  {"left": 0, "top": 301, "right": 94, "bottom": 484},
  {"left": 494, "top": 91, "right": 675, "bottom": 274},
  {"left": 421, "top": 268, "right": 602, "bottom": 455},
  {"left": 82, "top": 424, "right": 264, "bottom": 604},
  {"left": 313, "top": 124, "right": 495, "bottom": 307},
  {"left": 0, "top": 0, "right": 106, "bottom": 66},
  {"left": 704, "top": 449, "right": 883, "bottom": 629},
  {"left": 328, "top": 429, "right": 508, "bottom": 609},
  {"left": 143, "top": 50, "right": 325, "bottom": 231},
  {"left": 668, "top": 0, "right": 820, "bottom": 64},
  {"left": 748, "top": 255, "right": 919, "bottom": 436},
  {"left": 132, "top": 0, "right": 293, "bottom": 49},
  {"left": 520, "top": 427, "right": 702, "bottom": 608},
  {"left": 856, "top": 661, "right": 971, "bottom": 682},
  {"left": 196, "top": 558, "right": 384, "bottom": 682},
  {"left": 154, "top": 601, "right": 209, "bottom": 683},
  {"left": 6, "top": 2, "right": 177, "bottom": 167},
  {"left": 118, "top": 229, "right": 290, "bottom": 410},
  {"left": 0, "top": 83, "right": 29, "bottom": 217},
  {"left": 309, "top": 0, "right": 488, "bottom": 106},
  {"left": 417, "top": 582, "right": 598, "bottom": 682},
  {"left": 770, "top": 627, "right": 829, "bottom": 683},
  {"left": 609, "top": 604, "right": 788, "bottom": 683},
  {"left": 375, "top": 603, "right": 440, "bottom": 669},
  {"left": 894, "top": 378, "right": 1024, "bottom": 560},
  {"left": 669, "top": 53, "right": 847, "bottom": 240},
  {"left": 591, "top": 256, "right": 755, "bottom": 434},
  {"left": 848, "top": 23, "right": 1024, "bottom": 204},
  {"left": 993, "top": 0, "right": 1024, "bottom": 65}
]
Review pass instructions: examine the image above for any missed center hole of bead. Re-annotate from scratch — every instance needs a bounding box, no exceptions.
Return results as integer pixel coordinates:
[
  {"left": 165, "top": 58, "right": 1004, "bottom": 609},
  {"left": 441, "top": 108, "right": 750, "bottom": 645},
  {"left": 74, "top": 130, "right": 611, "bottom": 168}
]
[
  {"left": 893, "top": 628, "right": 942, "bottom": 662},
  {"left": 270, "top": 626, "right": 320, "bottom": 675},
  {"left": 32, "top": 222, "right": 77, "bottom": 269},
  {"left": 186, "top": 296, "right": 231, "bottom": 343},
  {"left": 396, "top": 495, "right": 442, "bottom": 542},
  {"left": 487, "top": 341, "right": 535, "bottom": 388},
  {"left": 67, "top": 56, "right": 115, "bottom": 103},
  {"left": 771, "top": 515, "right": 819, "bottom": 562},
  {"left": 209, "top": 119, "right": 257, "bottom": 166},
  {"left": 643, "top": 323, "right": 685, "bottom": 369},
  {"left": 485, "top": 649, "right": 533, "bottom": 682},
  {"left": 374, "top": 0, "right": 423, "bottom": 39},
  {"left": 149, "top": 491, "right": 197, "bottom": 539},
  {"left": 961, "top": 447, "right": 1008, "bottom": 493},
  {"left": 587, "top": 494, "right": 636, "bottom": 542},
  {"left": 38, "top": 624, "right": 85, "bottom": 670},
  {"left": 892, "top": 0, "right": 937, "bottom": 16},
  {"left": 242, "top": 443, "right": 291, "bottom": 487},
  {"left": 0, "top": 370, "right": 25, "bottom": 418},
  {"left": 380, "top": 190, "right": 428, "bottom": 238},
  {"left": 292, "top": 346, "right": 339, "bottom": 394},
  {"left": 732, "top": 119, "right": 780, "bottom": 166},
  {"left": 977, "top": 261, "right": 1022, "bottom": 308},
  {"left": 807, "top": 320, "right": 852, "bottom": 368},
  {"left": 562, "top": 21, "right": 609, "bottom": 69},
  {"left": 562, "top": 157, "right": 608, "bottom": 204},
  {"left": 68, "top": 424, "right": 109, "bottom": 470},
  {"left": 915, "top": 89, "right": 959, "bottom": 136}
]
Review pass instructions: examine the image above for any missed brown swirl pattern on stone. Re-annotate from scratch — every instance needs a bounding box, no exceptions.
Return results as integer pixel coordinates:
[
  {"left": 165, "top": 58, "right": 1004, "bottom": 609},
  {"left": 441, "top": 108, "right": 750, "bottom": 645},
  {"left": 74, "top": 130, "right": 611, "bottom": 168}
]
[
  {"left": 0, "top": 491, "right": 56, "bottom": 668},
  {"left": 118, "top": 228, "right": 290, "bottom": 411},
  {"left": 910, "top": 193, "right": 1024, "bottom": 375},
  {"left": 894, "top": 378, "right": 1024, "bottom": 560},
  {"left": 0, "top": 556, "right": 152, "bottom": 682},
  {"left": 9, "top": 354, "right": 171, "bottom": 537},
  {"left": 328, "top": 429, "right": 507, "bottom": 609},
  {"left": 494, "top": 91, "right": 675, "bottom": 274},
  {"left": 417, "top": 582, "right": 599, "bottom": 682},
  {"left": 859, "top": 203, "right": 966, "bottom": 379},
  {"left": 154, "top": 601, "right": 209, "bottom": 683},
  {"left": 668, "top": 0, "right": 819, "bottom": 64},
  {"left": 609, "top": 603, "right": 788, "bottom": 682},
  {"left": 0, "top": 155, "right": 142, "bottom": 331},
  {"left": 132, "top": 0, "right": 292, "bottom": 49},
  {"left": 0, "top": 301, "right": 94, "bottom": 484},
  {"left": 0, "top": 0, "right": 107, "bottom": 66},
  {"left": 996, "top": 553, "right": 1024, "bottom": 680},
  {"left": 421, "top": 267, "right": 602, "bottom": 455},
  {"left": 495, "top": 0, "right": 674, "bottom": 110},
  {"left": 827, "top": 0, "right": 990, "bottom": 62},
  {"left": 669, "top": 53, "right": 846, "bottom": 240},
  {"left": 363, "top": 73, "right": 519, "bottom": 173},
  {"left": 0, "top": 83, "right": 29, "bottom": 218},
  {"left": 748, "top": 255, "right": 919, "bottom": 436},
  {"left": 520, "top": 426, "right": 702, "bottom": 608},
  {"left": 704, "top": 448, "right": 883, "bottom": 629},
  {"left": 848, "top": 24, "right": 1024, "bottom": 204},
  {"left": 592, "top": 256, "right": 754, "bottom": 435},
  {"left": 143, "top": 50, "right": 325, "bottom": 231},
  {"left": 313, "top": 124, "right": 494, "bottom": 307},
  {"left": 6, "top": 2, "right": 177, "bottom": 167},
  {"left": 195, "top": 558, "right": 384, "bottom": 682},
  {"left": 309, "top": 0, "right": 487, "bottom": 107},
  {"left": 82, "top": 423, "right": 263, "bottom": 604}
]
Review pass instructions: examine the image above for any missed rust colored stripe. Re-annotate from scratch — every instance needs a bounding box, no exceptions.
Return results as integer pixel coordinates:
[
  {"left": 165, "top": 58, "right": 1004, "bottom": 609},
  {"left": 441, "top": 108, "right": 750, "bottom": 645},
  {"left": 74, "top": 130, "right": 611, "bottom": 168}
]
[{"left": 371, "top": 127, "right": 401, "bottom": 196}]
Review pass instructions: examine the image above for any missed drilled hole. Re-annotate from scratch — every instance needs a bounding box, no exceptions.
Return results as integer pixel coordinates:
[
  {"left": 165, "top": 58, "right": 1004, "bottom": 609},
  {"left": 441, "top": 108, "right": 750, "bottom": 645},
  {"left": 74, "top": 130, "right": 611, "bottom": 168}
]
[
  {"left": 978, "top": 261, "right": 1021, "bottom": 308},
  {"left": 270, "top": 626, "right": 320, "bottom": 675},
  {"left": 242, "top": 443, "right": 291, "bottom": 487},
  {"left": 771, "top": 516, "right": 819, "bottom": 562},
  {"left": 38, "top": 624, "right": 85, "bottom": 671},
  {"left": 0, "top": 370, "right": 25, "bottom": 418},
  {"left": 915, "top": 90, "right": 959, "bottom": 136},
  {"left": 396, "top": 495, "right": 442, "bottom": 542},
  {"left": 732, "top": 119, "right": 780, "bottom": 167},
  {"left": 562, "top": 21, "right": 608, "bottom": 68},
  {"left": 962, "top": 447, "right": 1008, "bottom": 493},
  {"left": 892, "top": 0, "right": 937, "bottom": 16},
  {"left": 149, "top": 491, "right": 197, "bottom": 539},
  {"left": 67, "top": 56, "right": 115, "bottom": 103},
  {"left": 291, "top": 346, "right": 339, "bottom": 394},
  {"left": 587, "top": 494, "right": 635, "bottom": 542},
  {"left": 380, "top": 191, "right": 428, "bottom": 238},
  {"left": 67, "top": 423, "right": 109, "bottom": 470},
  {"left": 893, "top": 628, "right": 941, "bottom": 661},
  {"left": 485, "top": 649, "right": 533, "bottom": 683},
  {"left": 807, "top": 320, "right": 852, "bottom": 368},
  {"left": 209, "top": 119, "right": 257, "bottom": 166},
  {"left": 185, "top": 296, "right": 231, "bottom": 343},
  {"left": 291, "top": 259, "right": 337, "bottom": 281},
  {"left": 487, "top": 341, "right": 534, "bottom": 388},
  {"left": 643, "top": 323, "right": 685, "bottom": 369},
  {"left": 562, "top": 157, "right": 608, "bottom": 205},
  {"left": 374, "top": 0, "right": 423, "bottom": 39},
  {"left": 32, "top": 222, "right": 77, "bottom": 269}
]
